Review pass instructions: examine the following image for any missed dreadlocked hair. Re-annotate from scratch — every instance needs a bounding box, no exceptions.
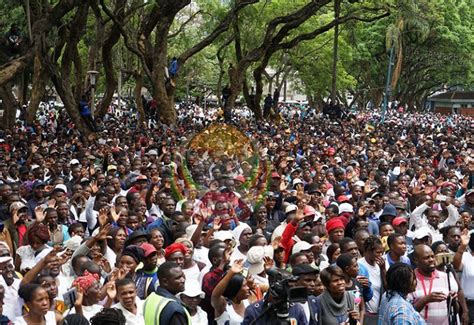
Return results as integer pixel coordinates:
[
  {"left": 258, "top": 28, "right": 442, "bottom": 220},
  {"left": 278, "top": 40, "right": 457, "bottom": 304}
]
[
  {"left": 90, "top": 308, "right": 126, "bottom": 325},
  {"left": 363, "top": 235, "right": 383, "bottom": 252},
  {"left": 386, "top": 262, "right": 415, "bottom": 297}
]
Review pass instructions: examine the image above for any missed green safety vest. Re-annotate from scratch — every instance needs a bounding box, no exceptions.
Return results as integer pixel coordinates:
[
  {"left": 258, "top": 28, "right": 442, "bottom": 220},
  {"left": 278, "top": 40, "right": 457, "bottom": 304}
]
[{"left": 143, "top": 292, "right": 191, "bottom": 325}]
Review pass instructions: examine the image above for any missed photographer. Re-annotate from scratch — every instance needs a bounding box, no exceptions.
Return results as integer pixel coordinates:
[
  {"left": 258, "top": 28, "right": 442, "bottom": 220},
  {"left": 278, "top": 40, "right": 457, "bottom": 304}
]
[{"left": 242, "top": 268, "right": 308, "bottom": 325}]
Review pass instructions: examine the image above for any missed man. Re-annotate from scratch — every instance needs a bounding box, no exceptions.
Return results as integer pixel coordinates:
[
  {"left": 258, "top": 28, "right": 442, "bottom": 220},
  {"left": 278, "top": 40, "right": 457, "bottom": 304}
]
[
  {"left": 410, "top": 196, "right": 460, "bottom": 242},
  {"left": 26, "top": 180, "right": 46, "bottom": 219},
  {"left": 0, "top": 256, "right": 21, "bottom": 321},
  {"left": 143, "top": 261, "right": 190, "bottom": 324},
  {"left": 409, "top": 244, "right": 458, "bottom": 325},
  {"left": 113, "top": 278, "right": 145, "bottom": 325},
  {"left": 292, "top": 264, "right": 322, "bottom": 324}
]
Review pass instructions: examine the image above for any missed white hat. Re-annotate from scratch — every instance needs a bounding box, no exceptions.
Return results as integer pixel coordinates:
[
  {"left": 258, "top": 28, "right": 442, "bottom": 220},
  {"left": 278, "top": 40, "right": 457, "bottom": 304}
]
[
  {"left": 147, "top": 149, "right": 158, "bottom": 156},
  {"left": 54, "top": 184, "right": 68, "bottom": 193},
  {"left": 179, "top": 279, "right": 204, "bottom": 298},
  {"left": 232, "top": 224, "right": 251, "bottom": 243},
  {"left": 0, "top": 256, "right": 13, "bottom": 264},
  {"left": 292, "top": 178, "right": 304, "bottom": 188},
  {"left": 354, "top": 180, "right": 365, "bottom": 187},
  {"left": 185, "top": 224, "right": 199, "bottom": 240},
  {"left": 64, "top": 235, "right": 82, "bottom": 251},
  {"left": 70, "top": 159, "right": 80, "bottom": 165},
  {"left": 285, "top": 204, "right": 298, "bottom": 214},
  {"left": 213, "top": 230, "right": 235, "bottom": 242},
  {"left": 413, "top": 227, "right": 432, "bottom": 240},
  {"left": 339, "top": 202, "right": 354, "bottom": 214},
  {"left": 292, "top": 241, "right": 314, "bottom": 254},
  {"left": 247, "top": 246, "right": 274, "bottom": 276},
  {"left": 334, "top": 157, "right": 342, "bottom": 164}
]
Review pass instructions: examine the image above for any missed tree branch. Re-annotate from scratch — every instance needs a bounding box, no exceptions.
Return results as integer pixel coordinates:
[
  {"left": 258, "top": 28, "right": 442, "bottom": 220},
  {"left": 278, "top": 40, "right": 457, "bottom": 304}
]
[{"left": 168, "top": 10, "right": 202, "bottom": 39}]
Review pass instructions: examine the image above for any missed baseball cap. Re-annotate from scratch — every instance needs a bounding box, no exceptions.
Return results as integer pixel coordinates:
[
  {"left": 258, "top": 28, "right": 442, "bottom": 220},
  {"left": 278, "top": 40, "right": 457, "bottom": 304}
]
[
  {"left": 147, "top": 149, "right": 158, "bottom": 156},
  {"left": 53, "top": 184, "right": 67, "bottom": 194},
  {"left": 9, "top": 201, "right": 27, "bottom": 212},
  {"left": 271, "top": 172, "right": 281, "bottom": 179},
  {"left": 292, "top": 241, "right": 314, "bottom": 254},
  {"left": 285, "top": 204, "right": 298, "bottom": 214},
  {"left": 392, "top": 217, "right": 408, "bottom": 226},
  {"left": 32, "top": 181, "right": 45, "bottom": 189},
  {"left": 140, "top": 243, "right": 157, "bottom": 257},
  {"left": 413, "top": 227, "right": 432, "bottom": 240},
  {"left": 179, "top": 279, "right": 204, "bottom": 298},
  {"left": 70, "top": 159, "right": 80, "bottom": 165}
]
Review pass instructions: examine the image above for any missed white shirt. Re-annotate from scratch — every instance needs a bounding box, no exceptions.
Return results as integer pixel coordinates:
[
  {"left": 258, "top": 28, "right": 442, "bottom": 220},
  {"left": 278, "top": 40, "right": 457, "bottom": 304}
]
[
  {"left": 0, "top": 277, "right": 22, "bottom": 321},
  {"left": 358, "top": 258, "right": 383, "bottom": 313},
  {"left": 460, "top": 252, "right": 474, "bottom": 299},
  {"left": 113, "top": 298, "right": 145, "bottom": 325},
  {"left": 66, "top": 304, "right": 103, "bottom": 321},
  {"left": 183, "top": 263, "right": 201, "bottom": 282},
  {"left": 230, "top": 247, "right": 247, "bottom": 264},
  {"left": 14, "top": 311, "right": 56, "bottom": 325},
  {"left": 190, "top": 306, "right": 208, "bottom": 325}
]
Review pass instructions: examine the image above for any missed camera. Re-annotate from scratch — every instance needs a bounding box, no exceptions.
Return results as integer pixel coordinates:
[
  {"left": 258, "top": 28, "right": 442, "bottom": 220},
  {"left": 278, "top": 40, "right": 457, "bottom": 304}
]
[
  {"left": 266, "top": 268, "right": 307, "bottom": 321},
  {"left": 435, "top": 252, "right": 454, "bottom": 266}
]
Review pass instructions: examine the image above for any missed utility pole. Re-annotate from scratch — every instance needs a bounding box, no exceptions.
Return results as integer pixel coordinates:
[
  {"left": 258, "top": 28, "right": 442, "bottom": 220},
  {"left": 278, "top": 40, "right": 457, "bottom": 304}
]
[
  {"left": 381, "top": 46, "right": 395, "bottom": 123},
  {"left": 331, "top": 0, "right": 341, "bottom": 103}
]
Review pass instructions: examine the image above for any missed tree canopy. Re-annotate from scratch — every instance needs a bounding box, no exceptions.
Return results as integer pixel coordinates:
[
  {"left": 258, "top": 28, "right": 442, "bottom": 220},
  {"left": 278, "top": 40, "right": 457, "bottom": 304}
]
[{"left": 0, "top": 0, "right": 472, "bottom": 131}]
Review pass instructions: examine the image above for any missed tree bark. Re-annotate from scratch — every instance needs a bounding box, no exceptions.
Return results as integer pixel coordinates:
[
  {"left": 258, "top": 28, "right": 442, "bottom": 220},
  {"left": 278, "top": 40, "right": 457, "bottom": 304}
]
[
  {"left": 27, "top": 50, "right": 48, "bottom": 123},
  {"left": 134, "top": 73, "right": 146, "bottom": 125},
  {"left": 0, "top": 86, "right": 18, "bottom": 129}
]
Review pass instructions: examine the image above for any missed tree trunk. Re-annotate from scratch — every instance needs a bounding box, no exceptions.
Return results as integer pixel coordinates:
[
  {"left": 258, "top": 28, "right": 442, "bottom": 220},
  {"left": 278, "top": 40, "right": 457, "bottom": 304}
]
[
  {"left": 224, "top": 65, "right": 244, "bottom": 122},
  {"left": 0, "top": 86, "right": 18, "bottom": 129},
  {"left": 134, "top": 73, "right": 146, "bottom": 125},
  {"left": 27, "top": 50, "right": 48, "bottom": 123}
]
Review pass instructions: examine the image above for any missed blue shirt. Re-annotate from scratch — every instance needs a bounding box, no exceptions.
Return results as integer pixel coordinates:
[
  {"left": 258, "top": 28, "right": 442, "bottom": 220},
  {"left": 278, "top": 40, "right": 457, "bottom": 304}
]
[
  {"left": 242, "top": 300, "right": 308, "bottom": 325},
  {"left": 378, "top": 291, "right": 425, "bottom": 325}
]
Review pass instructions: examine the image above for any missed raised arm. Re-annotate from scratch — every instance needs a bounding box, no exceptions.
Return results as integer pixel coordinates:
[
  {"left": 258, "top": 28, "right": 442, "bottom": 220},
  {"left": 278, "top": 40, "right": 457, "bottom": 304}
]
[{"left": 211, "top": 260, "right": 244, "bottom": 318}]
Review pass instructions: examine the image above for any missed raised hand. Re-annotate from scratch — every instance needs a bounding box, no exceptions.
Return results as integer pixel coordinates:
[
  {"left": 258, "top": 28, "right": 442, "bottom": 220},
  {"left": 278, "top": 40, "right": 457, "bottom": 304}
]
[
  {"left": 95, "top": 224, "right": 113, "bottom": 241},
  {"left": 74, "top": 286, "right": 84, "bottom": 307},
  {"left": 98, "top": 207, "right": 109, "bottom": 226},
  {"left": 35, "top": 205, "right": 45, "bottom": 223},
  {"left": 263, "top": 256, "right": 274, "bottom": 271},
  {"left": 230, "top": 259, "right": 244, "bottom": 274},
  {"left": 106, "top": 281, "right": 117, "bottom": 300}
]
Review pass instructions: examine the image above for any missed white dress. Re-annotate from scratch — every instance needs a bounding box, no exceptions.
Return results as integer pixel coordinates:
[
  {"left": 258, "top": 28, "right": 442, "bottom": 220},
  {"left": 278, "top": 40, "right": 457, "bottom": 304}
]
[
  {"left": 14, "top": 311, "right": 56, "bottom": 325},
  {"left": 215, "top": 300, "right": 249, "bottom": 325}
]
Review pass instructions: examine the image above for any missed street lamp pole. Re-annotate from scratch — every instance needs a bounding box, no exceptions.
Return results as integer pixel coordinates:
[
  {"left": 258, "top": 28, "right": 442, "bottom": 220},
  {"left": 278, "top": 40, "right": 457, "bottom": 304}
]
[
  {"left": 381, "top": 46, "right": 394, "bottom": 123},
  {"left": 87, "top": 70, "right": 99, "bottom": 116}
]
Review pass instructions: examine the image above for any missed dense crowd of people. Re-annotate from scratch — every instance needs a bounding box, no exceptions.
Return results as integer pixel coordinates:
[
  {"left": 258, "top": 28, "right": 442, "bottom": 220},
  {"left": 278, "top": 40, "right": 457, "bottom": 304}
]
[{"left": 0, "top": 102, "right": 472, "bottom": 325}]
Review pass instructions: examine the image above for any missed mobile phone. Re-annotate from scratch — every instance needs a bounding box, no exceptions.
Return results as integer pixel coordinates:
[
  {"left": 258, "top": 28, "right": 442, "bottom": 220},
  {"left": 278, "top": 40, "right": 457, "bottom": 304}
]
[
  {"left": 436, "top": 195, "right": 447, "bottom": 202},
  {"left": 241, "top": 268, "right": 248, "bottom": 278},
  {"left": 63, "top": 287, "right": 77, "bottom": 309}
]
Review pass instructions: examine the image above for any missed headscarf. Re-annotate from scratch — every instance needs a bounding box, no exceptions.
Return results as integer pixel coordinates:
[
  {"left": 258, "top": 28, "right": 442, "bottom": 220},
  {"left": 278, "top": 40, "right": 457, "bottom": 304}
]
[
  {"left": 164, "top": 242, "right": 188, "bottom": 259},
  {"left": 232, "top": 223, "right": 251, "bottom": 243},
  {"left": 72, "top": 271, "right": 100, "bottom": 292},
  {"left": 121, "top": 245, "right": 145, "bottom": 264}
]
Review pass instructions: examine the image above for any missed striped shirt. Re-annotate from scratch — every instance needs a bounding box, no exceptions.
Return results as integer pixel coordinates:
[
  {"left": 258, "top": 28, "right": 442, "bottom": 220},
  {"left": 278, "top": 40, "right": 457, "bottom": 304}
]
[{"left": 408, "top": 269, "right": 457, "bottom": 325}]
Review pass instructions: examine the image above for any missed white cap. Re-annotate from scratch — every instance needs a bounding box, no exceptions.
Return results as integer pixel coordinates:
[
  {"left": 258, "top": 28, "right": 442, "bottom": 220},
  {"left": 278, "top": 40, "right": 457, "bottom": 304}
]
[
  {"left": 54, "top": 184, "right": 68, "bottom": 193},
  {"left": 292, "top": 241, "right": 314, "bottom": 254},
  {"left": 179, "top": 279, "right": 204, "bottom": 298},
  {"left": 413, "top": 227, "right": 432, "bottom": 240},
  {"left": 339, "top": 202, "right": 354, "bottom": 214},
  {"left": 285, "top": 204, "right": 298, "bottom": 214},
  {"left": 70, "top": 159, "right": 80, "bottom": 165},
  {"left": 292, "top": 178, "right": 304, "bottom": 188},
  {"left": 213, "top": 230, "right": 235, "bottom": 242},
  {"left": 147, "top": 149, "right": 158, "bottom": 156},
  {"left": 334, "top": 157, "right": 342, "bottom": 163},
  {"left": 247, "top": 246, "right": 274, "bottom": 276},
  {"left": 354, "top": 180, "right": 365, "bottom": 187},
  {"left": 64, "top": 235, "right": 82, "bottom": 251}
]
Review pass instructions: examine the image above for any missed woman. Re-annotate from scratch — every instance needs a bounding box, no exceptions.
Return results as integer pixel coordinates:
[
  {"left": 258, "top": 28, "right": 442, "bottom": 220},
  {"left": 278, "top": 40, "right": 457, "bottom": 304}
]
[
  {"left": 230, "top": 224, "right": 252, "bottom": 263},
  {"left": 384, "top": 233, "right": 411, "bottom": 269},
  {"left": 67, "top": 271, "right": 104, "bottom": 321},
  {"left": 358, "top": 235, "right": 385, "bottom": 325},
  {"left": 211, "top": 260, "right": 250, "bottom": 325},
  {"left": 148, "top": 228, "right": 166, "bottom": 265},
  {"left": 106, "top": 227, "right": 127, "bottom": 266},
  {"left": 377, "top": 263, "right": 425, "bottom": 324},
  {"left": 326, "top": 243, "right": 341, "bottom": 265},
  {"left": 336, "top": 253, "right": 365, "bottom": 324},
  {"left": 15, "top": 283, "right": 57, "bottom": 325},
  {"left": 317, "top": 265, "right": 359, "bottom": 324},
  {"left": 16, "top": 223, "right": 52, "bottom": 273},
  {"left": 35, "top": 273, "right": 67, "bottom": 314},
  {"left": 175, "top": 238, "right": 205, "bottom": 282}
]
